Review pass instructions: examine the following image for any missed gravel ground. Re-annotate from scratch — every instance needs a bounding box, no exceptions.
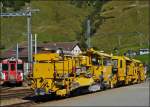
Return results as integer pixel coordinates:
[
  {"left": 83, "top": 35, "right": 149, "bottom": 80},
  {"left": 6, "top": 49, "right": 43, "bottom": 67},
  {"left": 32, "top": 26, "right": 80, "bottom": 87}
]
[
  {"left": 0, "top": 86, "right": 31, "bottom": 106},
  {"left": 1, "top": 81, "right": 149, "bottom": 106},
  {"left": 36, "top": 81, "right": 149, "bottom": 106},
  {"left": 0, "top": 98, "right": 30, "bottom": 106}
]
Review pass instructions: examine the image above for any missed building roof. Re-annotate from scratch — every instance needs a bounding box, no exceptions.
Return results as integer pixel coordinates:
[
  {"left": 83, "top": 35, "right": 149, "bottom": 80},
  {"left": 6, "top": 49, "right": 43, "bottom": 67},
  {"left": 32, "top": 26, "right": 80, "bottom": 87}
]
[
  {"left": 1, "top": 49, "right": 16, "bottom": 58},
  {"left": 139, "top": 48, "right": 149, "bottom": 51},
  {"left": 39, "top": 41, "right": 79, "bottom": 51},
  {"left": 0, "top": 41, "right": 80, "bottom": 59}
]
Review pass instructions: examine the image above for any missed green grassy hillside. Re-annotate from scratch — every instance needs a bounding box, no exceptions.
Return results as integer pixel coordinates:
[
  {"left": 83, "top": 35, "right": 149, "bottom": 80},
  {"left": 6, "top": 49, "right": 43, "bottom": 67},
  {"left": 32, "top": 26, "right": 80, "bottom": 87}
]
[
  {"left": 134, "top": 54, "right": 149, "bottom": 65},
  {"left": 0, "top": 0, "right": 149, "bottom": 54},
  {"left": 31, "top": 1, "right": 93, "bottom": 42},
  {"left": 0, "top": 1, "right": 94, "bottom": 49},
  {"left": 91, "top": 0, "right": 149, "bottom": 53}
]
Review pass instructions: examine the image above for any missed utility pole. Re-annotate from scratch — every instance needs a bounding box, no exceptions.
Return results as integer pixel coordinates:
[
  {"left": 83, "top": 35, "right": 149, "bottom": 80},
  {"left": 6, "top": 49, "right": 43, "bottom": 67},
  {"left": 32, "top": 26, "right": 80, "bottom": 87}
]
[
  {"left": 86, "top": 18, "right": 91, "bottom": 48},
  {"left": 137, "top": 32, "right": 142, "bottom": 48},
  {"left": 118, "top": 35, "right": 121, "bottom": 48},
  {"left": 27, "top": 6, "right": 32, "bottom": 63},
  {"left": 34, "top": 34, "right": 37, "bottom": 55},
  {"left": 148, "top": 39, "right": 149, "bottom": 48},
  {"left": 116, "top": 34, "right": 121, "bottom": 55},
  {"left": 136, "top": 0, "right": 142, "bottom": 48},
  {"left": 30, "top": 33, "right": 33, "bottom": 62},
  {"left": 16, "top": 43, "right": 19, "bottom": 60},
  {"left": 139, "top": 33, "right": 142, "bottom": 48}
]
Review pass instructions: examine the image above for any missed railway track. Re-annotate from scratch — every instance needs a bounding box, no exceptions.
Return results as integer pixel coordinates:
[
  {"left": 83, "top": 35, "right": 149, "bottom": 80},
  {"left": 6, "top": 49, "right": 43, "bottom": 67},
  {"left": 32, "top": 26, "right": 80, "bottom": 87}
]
[
  {"left": 2, "top": 101, "right": 36, "bottom": 107},
  {"left": 0, "top": 86, "right": 13, "bottom": 91},
  {"left": 1, "top": 87, "right": 31, "bottom": 92},
  {"left": 0, "top": 89, "right": 34, "bottom": 100},
  {"left": 1, "top": 81, "right": 147, "bottom": 106}
]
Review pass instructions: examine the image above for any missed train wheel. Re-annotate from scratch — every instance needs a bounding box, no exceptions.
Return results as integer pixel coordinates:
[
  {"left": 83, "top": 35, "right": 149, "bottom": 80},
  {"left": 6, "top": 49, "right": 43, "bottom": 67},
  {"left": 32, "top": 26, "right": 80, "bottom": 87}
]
[
  {"left": 71, "top": 88, "right": 81, "bottom": 97},
  {"left": 110, "top": 82, "right": 114, "bottom": 89},
  {"left": 17, "top": 82, "right": 22, "bottom": 86},
  {"left": 125, "top": 79, "right": 129, "bottom": 86}
]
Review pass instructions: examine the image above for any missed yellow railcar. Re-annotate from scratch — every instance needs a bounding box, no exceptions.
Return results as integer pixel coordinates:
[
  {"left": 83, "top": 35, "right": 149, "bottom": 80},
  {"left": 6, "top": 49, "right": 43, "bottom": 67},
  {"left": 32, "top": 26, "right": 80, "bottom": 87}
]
[
  {"left": 139, "top": 63, "right": 146, "bottom": 81},
  {"left": 82, "top": 48, "right": 117, "bottom": 89},
  {"left": 112, "top": 56, "right": 127, "bottom": 85},
  {"left": 132, "top": 59, "right": 146, "bottom": 83},
  {"left": 112, "top": 56, "right": 146, "bottom": 85},
  {"left": 124, "top": 56, "right": 134, "bottom": 85},
  {"left": 31, "top": 53, "right": 95, "bottom": 96},
  {"left": 30, "top": 49, "right": 146, "bottom": 97}
]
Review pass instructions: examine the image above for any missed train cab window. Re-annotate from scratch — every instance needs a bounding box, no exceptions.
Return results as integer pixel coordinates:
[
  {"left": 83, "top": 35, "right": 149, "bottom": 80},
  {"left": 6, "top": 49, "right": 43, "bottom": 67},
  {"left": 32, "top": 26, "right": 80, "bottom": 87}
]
[
  {"left": 91, "top": 54, "right": 98, "bottom": 66},
  {"left": 112, "top": 59, "right": 118, "bottom": 68},
  {"left": 17, "top": 64, "right": 23, "bottom": 70},
  {"left": 91, "top": 56, "right": 100, "bottom": 66},
  {"left": 112, "top": 59, "right": 118, "bottom": 74},
  {"left": 103, "top": 59, "right": 111, "bottom": 66},
  {"left": 2, "top": 64, "right": 8, "bottom": 70},
  {"left": 11, "top": 64, "right": 15, "bottom": 71},
  {"left": 120, "top": 60, "right": 122, "bottom": 68}
]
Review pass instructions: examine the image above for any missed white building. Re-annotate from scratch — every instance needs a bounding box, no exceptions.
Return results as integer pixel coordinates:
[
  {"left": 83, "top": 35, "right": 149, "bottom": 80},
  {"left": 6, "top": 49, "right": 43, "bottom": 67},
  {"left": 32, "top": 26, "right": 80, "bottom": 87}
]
[
  {"left": 71, "top": 45, "right": 82, "bottom": 55},
  {"left": 41, "top": 41, "right": 82, "bottom": 56},
  {"left": 139, "top": 48, "right": 149, "bottom": 55}
]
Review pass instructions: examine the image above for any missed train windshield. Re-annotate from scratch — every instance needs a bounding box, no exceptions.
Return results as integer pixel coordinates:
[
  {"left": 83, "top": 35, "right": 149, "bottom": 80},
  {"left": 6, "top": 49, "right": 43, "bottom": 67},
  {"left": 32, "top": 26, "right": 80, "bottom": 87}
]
[
  {"left": 103, "top": 58, "right": 112, "bottom": 66},
  {"left": 17, "top": 64, "right": 23, "bottom": 70},
  {"left": 112, "top": 59, "right": 118, "bottom": 68},
  {"left": 91, "top": 54, "right": 101, "bottom": 66},
  {"left": 11, "top": 64, "right": 15, "bottom": 71},
  {"left": 2, "top": 64, "right": 8, "bottom": 71}
]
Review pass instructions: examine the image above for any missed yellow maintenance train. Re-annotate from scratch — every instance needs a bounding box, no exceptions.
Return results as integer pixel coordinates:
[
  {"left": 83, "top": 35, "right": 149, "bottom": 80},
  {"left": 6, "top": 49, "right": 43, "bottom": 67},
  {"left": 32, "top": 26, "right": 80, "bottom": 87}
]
[{"left": 29, "top": 48, "right": 146, "bottom": 96}]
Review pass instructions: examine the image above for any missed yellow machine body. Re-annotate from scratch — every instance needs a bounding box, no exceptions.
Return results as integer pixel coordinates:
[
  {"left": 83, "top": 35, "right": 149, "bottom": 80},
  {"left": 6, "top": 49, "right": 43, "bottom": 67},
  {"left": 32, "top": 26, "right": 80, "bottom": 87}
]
[
  {"left": 30, "top": 49, "right": 146, "bottom": 97},
  {"left": 112, "top": 56, "right": 126, "bottom": 83},
  {"left": 82, "top": 49, "right": 117, "bottom": 88},
  {"left": 31, "top": 53, "right": 95, "bottom": 96},
  {"left": 112, "top": 56, "right": 146, "bottom": 85},
  {"left": 139, "top": 63, "right": 146, "bottom": 81},
  {"left": 132, "top": 59, "right": 146, "bottom": 83}
]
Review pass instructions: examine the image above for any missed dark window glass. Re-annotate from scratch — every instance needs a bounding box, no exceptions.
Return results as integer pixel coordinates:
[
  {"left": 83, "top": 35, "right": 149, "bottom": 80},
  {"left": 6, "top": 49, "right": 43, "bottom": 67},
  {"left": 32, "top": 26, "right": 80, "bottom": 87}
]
[
  {"left": 91, "top": 54, "right": 101, "bottom": 66},
  {"left": 103, "top": 59, "right": 112, "bottom": 66},
  {"left": 9, "top": 61, "right": 16, "bottom": 63},
  {"left": 2, "top": 64, "right": 8, "bottom": 70},
  {"left": 120, "top": 60, "right": 122, "bottom": 68},
  {"left": 11, "top": 64, "right": 15, "bottom": 71},
  {"left": 92, "top": 57, "right": 96, "bottom": 65},
  {"left": 17, "top": 64, "right": 23, "bottom": 70},
  {"left": 92, "top": 57, "right": 99, "bottom": 65},
  {"left": 112, "top": 59, "right": 118, "bottom": 68}
]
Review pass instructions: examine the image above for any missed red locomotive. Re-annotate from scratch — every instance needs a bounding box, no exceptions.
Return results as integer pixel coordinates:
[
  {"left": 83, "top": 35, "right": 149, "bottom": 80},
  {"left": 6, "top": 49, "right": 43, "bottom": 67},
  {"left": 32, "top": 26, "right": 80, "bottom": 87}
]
[{"left": 0, "top": 57, "right": 24, "bottom": 85}]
